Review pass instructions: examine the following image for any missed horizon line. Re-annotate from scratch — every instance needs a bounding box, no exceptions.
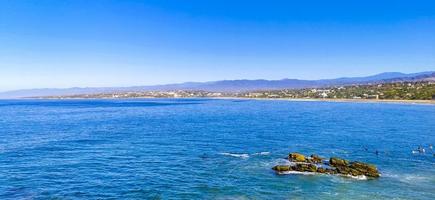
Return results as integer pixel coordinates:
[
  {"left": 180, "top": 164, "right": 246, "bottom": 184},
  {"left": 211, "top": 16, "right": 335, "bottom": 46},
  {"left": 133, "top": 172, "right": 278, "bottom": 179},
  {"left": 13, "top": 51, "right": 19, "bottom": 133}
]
[{"left": 1, "top": 70, "right": 434, "bottom": 93}]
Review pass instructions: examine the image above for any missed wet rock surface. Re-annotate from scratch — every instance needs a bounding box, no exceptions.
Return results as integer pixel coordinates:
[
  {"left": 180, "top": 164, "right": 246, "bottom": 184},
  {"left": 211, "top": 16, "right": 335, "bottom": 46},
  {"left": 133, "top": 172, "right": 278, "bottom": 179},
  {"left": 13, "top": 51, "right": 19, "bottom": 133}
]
[{"left": 273, "top": 152, "right": 380, "bottom": 178}]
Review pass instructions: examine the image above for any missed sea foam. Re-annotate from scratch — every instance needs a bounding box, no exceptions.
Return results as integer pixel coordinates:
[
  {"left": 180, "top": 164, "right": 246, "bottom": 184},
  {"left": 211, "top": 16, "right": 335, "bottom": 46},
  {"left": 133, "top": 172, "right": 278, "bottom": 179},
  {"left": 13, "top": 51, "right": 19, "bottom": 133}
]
[
  {"left": 252, "top": 152, "right": 270, "bottom": 156},
  {"left": 219, "top": 153, "right": 250, "bottom": 159}
]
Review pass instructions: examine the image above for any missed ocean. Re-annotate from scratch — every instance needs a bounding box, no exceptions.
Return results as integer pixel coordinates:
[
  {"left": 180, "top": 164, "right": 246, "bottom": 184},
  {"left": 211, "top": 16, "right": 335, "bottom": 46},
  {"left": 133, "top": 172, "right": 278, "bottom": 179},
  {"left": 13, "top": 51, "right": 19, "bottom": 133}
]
[{"left": 0, "top": 99, "right": 434, "bottom": 199}]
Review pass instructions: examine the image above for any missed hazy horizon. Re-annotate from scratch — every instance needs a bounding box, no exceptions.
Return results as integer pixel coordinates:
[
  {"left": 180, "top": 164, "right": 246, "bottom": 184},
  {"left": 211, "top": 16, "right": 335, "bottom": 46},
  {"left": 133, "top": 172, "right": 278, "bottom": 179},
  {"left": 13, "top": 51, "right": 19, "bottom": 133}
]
[
  {"left": 1, "top": 0, "right": 434, "bottom": 91},
  {"left": 0, "top": 70, "right": 433, "bottom": 93}
]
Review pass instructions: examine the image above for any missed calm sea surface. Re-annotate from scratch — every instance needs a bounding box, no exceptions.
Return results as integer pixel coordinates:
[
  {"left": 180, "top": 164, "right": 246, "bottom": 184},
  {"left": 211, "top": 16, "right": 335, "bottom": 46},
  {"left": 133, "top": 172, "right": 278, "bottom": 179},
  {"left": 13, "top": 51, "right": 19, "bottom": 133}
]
[{"left": 0, "top": 99, "right": 434, "bottom": 199}]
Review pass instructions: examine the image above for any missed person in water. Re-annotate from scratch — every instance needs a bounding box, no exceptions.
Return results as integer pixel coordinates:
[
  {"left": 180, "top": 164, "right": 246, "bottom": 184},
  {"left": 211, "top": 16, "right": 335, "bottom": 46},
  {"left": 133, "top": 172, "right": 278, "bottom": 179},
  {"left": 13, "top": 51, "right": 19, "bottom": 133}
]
[
  {"left": 417, "top": 146, "right": 425, "bottom": 153},
  {"left": 412, "top": 146, "right": 426, "bottom": 154}
]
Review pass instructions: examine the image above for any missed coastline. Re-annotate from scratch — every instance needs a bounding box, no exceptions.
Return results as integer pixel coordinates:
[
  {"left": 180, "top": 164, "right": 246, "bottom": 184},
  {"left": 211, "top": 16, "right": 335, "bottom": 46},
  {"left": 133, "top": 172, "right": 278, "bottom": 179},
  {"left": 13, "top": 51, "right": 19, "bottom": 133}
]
[
  {"left": 15, "top": 96, "right": 435, "bottom": 105},
  {"left": 213, "top": 97, "right": 435, "bottom": 105}
]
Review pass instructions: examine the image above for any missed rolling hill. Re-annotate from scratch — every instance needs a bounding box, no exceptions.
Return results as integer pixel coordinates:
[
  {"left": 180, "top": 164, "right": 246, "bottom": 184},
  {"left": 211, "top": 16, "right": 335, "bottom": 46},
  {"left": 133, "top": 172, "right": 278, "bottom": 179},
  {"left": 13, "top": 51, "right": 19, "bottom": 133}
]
[{"left": 0, "top": 71, "right": 433, "bottom": 98}]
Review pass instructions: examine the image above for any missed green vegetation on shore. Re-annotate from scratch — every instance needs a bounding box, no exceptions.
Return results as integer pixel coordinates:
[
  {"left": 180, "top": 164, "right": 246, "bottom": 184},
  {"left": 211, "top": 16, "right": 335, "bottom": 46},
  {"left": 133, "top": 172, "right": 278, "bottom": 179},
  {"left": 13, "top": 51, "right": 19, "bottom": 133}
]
[
  {"left": 244, "top": 82, "right": 435, "bottom": 100},
  {"left": 43, "top": 81, "right": 435, "bottom": 101}
]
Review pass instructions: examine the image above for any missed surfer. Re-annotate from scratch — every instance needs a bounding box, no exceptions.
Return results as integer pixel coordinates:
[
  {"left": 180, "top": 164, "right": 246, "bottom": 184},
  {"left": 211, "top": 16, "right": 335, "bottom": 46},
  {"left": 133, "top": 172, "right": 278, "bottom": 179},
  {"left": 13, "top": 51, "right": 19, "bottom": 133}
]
[
  {"left": 412, "top": 146, "right": 426, "bottom": 154},
  {"left": 418, "top": 146, "right": 425, "bottom": 153},
  {"left": 412, "top": 146, "right": 425, "bottom": 154}
]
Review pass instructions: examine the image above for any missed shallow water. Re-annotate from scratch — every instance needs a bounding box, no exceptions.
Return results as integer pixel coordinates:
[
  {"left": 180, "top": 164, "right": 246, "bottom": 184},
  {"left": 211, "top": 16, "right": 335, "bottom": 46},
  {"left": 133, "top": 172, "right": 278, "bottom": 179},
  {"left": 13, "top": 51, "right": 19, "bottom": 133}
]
[{"left": 0, "top": 99, "right": 434, "bottom": 199}]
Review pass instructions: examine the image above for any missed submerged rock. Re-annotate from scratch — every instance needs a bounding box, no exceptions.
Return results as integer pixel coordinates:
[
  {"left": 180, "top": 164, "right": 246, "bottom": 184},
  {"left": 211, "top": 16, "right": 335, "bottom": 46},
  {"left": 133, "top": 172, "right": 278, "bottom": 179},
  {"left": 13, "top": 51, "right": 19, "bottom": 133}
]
[{"left": 273, "top": 153, "right": 380, "bottom": 178}]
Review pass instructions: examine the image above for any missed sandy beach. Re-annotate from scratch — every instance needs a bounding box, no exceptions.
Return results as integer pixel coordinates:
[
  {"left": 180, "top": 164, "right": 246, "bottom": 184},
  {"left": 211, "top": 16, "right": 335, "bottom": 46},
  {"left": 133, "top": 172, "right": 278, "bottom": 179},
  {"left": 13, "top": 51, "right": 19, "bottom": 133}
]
[
  {"left": 212, "top": 97, "right": 435, "bottom": 105},
  {"left": 33, "top": 96, "right": 435, "bottom": 105}
]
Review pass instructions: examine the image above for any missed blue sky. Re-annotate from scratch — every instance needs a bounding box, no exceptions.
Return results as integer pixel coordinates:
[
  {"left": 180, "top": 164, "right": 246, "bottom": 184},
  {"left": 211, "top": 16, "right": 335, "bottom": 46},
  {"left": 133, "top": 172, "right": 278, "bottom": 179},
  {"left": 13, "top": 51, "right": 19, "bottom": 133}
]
[{"left": 0, "top": 0, "right": 434, "bottom": 91}]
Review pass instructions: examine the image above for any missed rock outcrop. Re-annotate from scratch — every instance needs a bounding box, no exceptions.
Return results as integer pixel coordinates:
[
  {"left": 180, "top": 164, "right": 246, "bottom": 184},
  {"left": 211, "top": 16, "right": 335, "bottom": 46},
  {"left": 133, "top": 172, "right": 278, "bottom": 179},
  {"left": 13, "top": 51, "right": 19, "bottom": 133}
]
[
  {"left": 288, "top": 153, "right": 306, "bottom": 162},
  {"left": 273, "top": 152, "right": 380, "bottom": 178},
  {"left": 310, "top": 154, "right": 323, "bottom": 164}
]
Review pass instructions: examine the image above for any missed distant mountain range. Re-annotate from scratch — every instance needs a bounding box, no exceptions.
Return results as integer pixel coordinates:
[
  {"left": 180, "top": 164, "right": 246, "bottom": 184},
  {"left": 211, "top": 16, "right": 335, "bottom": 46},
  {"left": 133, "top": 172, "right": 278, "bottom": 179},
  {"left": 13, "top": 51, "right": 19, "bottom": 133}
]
[{"left": 1, "top": 71, "right": 434, "bottom": 98}]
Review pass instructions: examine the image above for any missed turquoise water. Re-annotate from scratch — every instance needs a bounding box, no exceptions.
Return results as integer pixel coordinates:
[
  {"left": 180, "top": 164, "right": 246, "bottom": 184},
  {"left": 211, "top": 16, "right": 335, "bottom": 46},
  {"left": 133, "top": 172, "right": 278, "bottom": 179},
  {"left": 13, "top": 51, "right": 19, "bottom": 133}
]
[{"left": 0, "top": 99, "right": 434, "bottom": 199}]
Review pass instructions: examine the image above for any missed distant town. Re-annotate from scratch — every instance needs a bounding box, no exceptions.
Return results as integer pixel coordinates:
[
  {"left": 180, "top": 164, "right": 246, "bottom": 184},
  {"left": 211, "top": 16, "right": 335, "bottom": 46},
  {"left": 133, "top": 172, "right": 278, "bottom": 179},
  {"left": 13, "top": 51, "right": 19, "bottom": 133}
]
[{"left": 43, "top": 81, "right": 435, "bottom": 101}]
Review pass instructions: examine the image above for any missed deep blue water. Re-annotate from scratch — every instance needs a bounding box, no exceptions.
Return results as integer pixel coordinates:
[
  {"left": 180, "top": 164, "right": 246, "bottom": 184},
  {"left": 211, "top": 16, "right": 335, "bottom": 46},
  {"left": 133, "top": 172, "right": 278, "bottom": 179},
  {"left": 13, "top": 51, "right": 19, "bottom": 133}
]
[{"left": 0, "top": 99, "right": 434, "bottom": 199}]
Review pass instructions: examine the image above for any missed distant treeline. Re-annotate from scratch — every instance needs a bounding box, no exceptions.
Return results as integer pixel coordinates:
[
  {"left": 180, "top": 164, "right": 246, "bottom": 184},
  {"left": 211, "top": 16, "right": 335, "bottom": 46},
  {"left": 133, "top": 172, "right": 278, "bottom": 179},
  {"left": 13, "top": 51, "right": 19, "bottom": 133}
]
[
  {"left": 45, "top": 81, "right": 435, "bottom": 100},
  {"left": 241, "top": 82, "right": 435, "bottom": 100}
]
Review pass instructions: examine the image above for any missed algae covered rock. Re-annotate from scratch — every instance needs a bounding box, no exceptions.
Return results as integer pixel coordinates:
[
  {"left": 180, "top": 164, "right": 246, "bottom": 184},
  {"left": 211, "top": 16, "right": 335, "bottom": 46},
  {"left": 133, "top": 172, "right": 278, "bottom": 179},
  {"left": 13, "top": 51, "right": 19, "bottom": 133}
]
[
  {"left": 310, "top": 154, "right": 323, "bottom": 163},
  {"left": 288, "top": 152, "right": 306, "bottom": 162},
  {"left": 335, "top": 166, "right": 351, "bottom": 175},
  {"left": 272, "top": 165, "right": 292, "bottom": 172},
  {"left": 324, "top": 168, "right": 337, "bottom": 174},
  {"left": 329, "top": 157, "right": 349, "bottom": 167},
  {"left": 350, "top": 162, "right": 377, "bottom": 172},
  {"left": 330, "top": 159, "right": 380, "bottom": 177},
  {"left": 293, "top": 163, "right": 317, "bottom": 172},
  {"left": 316, "top": 167, "right": 326, "bottom": 173},
  {"left": 349, "top": 161, "right": 380, "bottom": 178},
  {"left": 273, "top": 153, "right": 380, "bottom": 178}
]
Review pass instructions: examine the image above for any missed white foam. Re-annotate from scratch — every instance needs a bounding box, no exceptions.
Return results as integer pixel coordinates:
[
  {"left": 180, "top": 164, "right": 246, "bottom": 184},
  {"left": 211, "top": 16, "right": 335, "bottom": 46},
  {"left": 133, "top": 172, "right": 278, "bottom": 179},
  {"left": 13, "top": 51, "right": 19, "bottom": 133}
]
[
  {"left": 273, "top": 158, "right": 292, "bottom": 166},
  {"left": 252, "top": 152, "right": 270, "bottom": 156},
  {"left": 277, "top": 169, "right": 372, "bottom": 180},
  {"left": 342, "top": 174, "right": 368, "bottom": 180},
  {"left": 219, "top": 152, "right": 249, "bottom": 159},
  {"left": 278, "top": 171, "right": 317, "bottom": 175}
]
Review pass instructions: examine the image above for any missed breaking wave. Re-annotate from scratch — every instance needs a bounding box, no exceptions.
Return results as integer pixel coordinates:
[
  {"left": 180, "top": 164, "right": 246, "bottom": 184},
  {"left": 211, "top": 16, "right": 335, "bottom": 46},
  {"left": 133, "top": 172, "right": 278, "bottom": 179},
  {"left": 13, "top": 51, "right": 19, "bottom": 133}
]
[
  {"left": 277, "top": 169, "right": 372, "bottom": 180},
  {"left": 342, "top": 174, "right": 368, "bottom": 180},
  {"left": 277, "top": 171, "right": 317, "bottom": 175},
  {"left": 252, "top": 152, "right": 270, "bottom": 156},
  {"left": 219, "top": 151, "right": 270, "bottom": 159},
  {"left": 219, "top": 153, "right": 250, "bottom": 159}
]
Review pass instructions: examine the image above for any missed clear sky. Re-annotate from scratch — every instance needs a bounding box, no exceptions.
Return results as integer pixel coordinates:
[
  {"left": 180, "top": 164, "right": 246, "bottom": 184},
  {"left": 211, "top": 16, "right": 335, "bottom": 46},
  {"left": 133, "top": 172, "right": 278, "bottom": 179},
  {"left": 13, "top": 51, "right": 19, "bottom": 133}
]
[{"left": 0, "top": 0, "right": 434, "bottom": 91}]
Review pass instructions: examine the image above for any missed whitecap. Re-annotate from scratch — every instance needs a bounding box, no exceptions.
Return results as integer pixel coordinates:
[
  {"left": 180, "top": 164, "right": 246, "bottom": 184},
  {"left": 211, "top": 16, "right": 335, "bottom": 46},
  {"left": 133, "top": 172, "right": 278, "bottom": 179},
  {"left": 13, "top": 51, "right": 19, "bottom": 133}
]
[
  {"left": 219, "top": 152, "right": 249, "bottom": 159},
  {"left": 278, "top": 169, "right": 372, "bottom": 180},
  {"left": 273, "top": 158, "right": 292, "bottom": 166},
  {"left": 278, "top": 171, "right": 317, "bottom": 175},
  {"left": 252, "top": 152, "right": 270, "bottom": 156},
  {"left": 342, "top": 174, "right": 368, "bottom": 180}
]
